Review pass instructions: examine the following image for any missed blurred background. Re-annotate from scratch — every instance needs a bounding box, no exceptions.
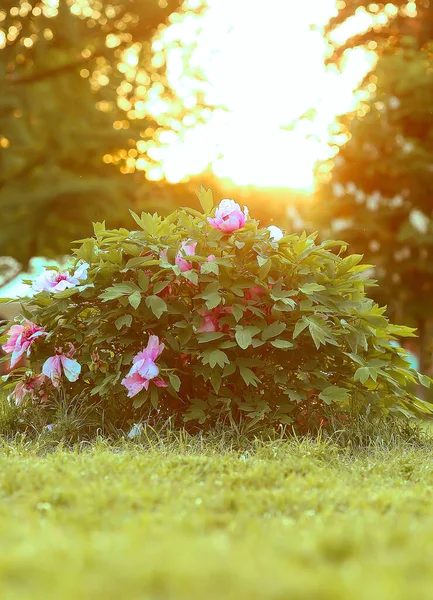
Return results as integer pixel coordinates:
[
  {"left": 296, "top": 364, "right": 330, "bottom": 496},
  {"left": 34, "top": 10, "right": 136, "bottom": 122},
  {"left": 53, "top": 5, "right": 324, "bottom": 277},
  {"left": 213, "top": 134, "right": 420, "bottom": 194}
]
[{"left": 0, "top": 0, "right": 432, "bottom": 373}]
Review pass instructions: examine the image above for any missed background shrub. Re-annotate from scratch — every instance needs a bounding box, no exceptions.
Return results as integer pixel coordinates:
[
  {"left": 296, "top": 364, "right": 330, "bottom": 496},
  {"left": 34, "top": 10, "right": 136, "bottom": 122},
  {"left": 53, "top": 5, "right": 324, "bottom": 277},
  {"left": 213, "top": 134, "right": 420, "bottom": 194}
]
[{"left": 1, "top": 188, "right": 432, "bottom": 433}]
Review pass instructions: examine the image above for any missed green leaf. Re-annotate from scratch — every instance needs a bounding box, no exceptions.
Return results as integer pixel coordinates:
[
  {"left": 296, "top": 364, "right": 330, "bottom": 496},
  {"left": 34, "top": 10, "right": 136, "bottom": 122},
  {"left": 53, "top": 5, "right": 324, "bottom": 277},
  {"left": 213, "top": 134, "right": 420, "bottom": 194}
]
[
  {"left": 308, "top": 322, "right": 326, "bottom": 349},
  {"left": 270, "top": 339, "right": 294, "bottom": 349},
  {"left": 239, "top": 366, "right": 260, "bottom": 387},
  {"left": 126, "top": 256, "right": 159, "bottom": 269},
  {"left": 293, "top": 318, "right": 309, "bottom": 339},
  {"left": 145, "top": 295, "right": 167, "bottom": 319},
  {"left": 205, "top": 292, "right": 221, "bottom": 310},
  {"left": 55, "top": 288, "right": 79, "bottom": 299},
  {"left": 207, "top": 349, "right": 230, "bottom": 369},
  {"left": 182, "top": 270, "right": 199, "bottom": 285},
  {"left": 195, "top": 185, "right": 213, "bottom": 214},
  {"left": 354, "top": 367, "right": 373, "bottom": 385},
  {"left": 262, "top": 321, "right": 286, "bottom": 341},
  {"left": 418, "top": 373, "right": 432, "bottom": 388},
  {"left": 153, "top": 280, "right": 169, "bottom": 295},
  {"left": 129, "top": 291, "right": 141, "bottom": 310},
  {"left": 133, "top": 390, "right": 149, "bottom": 408},
  {"left": 138, "top": 271, "right": 149, "bottom": 292},
  {"left": 299, "top": 283, "right": 326, "bottom": 294},
  {"left": 319, "top": 386, "right": 349, "bottom": 405},
  {"left": 235, "top": 328, "right": 253, "bottom": 349},
  {"left": 168, "top": 373, "right": 181, "bottom": 392},
  {"left": 223, "top": 362, "right": 236, "bottom": 377},
  {"left": 200, "top": 261, "right": 219, "bottom": 275},
  {"left": 115, "top": 314, "right": 133, "bottom": 330},
  {"left": 99, "top": 282, "right": 140, "bottom": 301},
  {"left": 210, "top": 371, "right": 221, "bottom": 393},
  {"left": 232, "top": 304, "right": 245, "bottom": 323},
  {"left": 259, "top": 260, "right": 272, "bottom": 279},
  {"left": 197, "top": 331, "right": 225, "bottom": 343},
  {"left": 150, "top": 386, "right": 159, "bottom": 409},
  {"left": 201, "top": 282, "right": 221, "bottom": 310}
]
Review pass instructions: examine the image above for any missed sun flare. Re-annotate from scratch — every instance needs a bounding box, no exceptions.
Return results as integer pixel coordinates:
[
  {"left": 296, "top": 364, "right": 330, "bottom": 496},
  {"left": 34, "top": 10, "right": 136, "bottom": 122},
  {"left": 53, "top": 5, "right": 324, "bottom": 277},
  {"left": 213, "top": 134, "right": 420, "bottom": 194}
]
[{"left": 147, "top": 0, "right": 375, "bottom": 190}]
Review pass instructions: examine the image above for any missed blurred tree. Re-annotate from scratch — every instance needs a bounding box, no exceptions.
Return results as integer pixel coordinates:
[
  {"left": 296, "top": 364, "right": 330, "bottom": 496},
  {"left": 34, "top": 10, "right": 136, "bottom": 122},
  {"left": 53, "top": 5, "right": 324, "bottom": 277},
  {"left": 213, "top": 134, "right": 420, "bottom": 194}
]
[
  {"left": 325, "top": 1, "right": 433, "bottom": 61},
  {"left": 0, "top": 0, "right": 208, "bottom": 266},
  {"left": 314, "top": 3, "right": 433, "bottom": 372}
]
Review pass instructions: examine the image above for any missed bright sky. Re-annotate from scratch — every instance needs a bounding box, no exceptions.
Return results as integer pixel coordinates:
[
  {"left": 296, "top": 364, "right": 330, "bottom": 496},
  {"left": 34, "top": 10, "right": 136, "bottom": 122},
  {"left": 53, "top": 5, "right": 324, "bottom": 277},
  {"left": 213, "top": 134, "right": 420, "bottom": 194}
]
[{"left": 148, "top": 0, "right": 375, "bottom": 190}]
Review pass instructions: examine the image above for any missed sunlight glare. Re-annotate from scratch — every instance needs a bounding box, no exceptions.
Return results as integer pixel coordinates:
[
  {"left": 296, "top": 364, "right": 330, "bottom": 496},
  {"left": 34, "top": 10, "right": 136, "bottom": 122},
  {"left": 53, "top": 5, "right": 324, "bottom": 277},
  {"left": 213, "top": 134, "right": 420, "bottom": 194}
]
[{"left": 151, "top": 0, "right": 375, "bottom": 189}]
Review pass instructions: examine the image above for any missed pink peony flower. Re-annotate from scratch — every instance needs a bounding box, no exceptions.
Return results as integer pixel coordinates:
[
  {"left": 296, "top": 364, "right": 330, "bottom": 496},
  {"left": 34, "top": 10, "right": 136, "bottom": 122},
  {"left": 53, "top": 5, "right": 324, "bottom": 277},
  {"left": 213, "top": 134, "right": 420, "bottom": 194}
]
[
  {"left": 198, "top": 313, "right": 219, "bottom": 332},
  {"left": 42, "top": 344, "right": 81, "bottom": 388},
  {"left": 11, "top": 373, "right": 46, "bottom": 406},
  {"left": 2, "top": 320, "right": 47, "bottom": 368},
  {"left": 267, "top": 225, "right": 284, "bottom": 242},
  {"left": 208, "top": 199, "right": 248, "bottom": 233},
  {"left": 121, "top": 335, "right": 167, "bottom": 398},
  {"left": 175, "top": 241, "right": 197, "bottom": 272},
  {"left": 32, "top": 262, "right": 89, "bottom": 293},
  {"left": 245, "top": 286, "right": 266, "bottom": 301}
]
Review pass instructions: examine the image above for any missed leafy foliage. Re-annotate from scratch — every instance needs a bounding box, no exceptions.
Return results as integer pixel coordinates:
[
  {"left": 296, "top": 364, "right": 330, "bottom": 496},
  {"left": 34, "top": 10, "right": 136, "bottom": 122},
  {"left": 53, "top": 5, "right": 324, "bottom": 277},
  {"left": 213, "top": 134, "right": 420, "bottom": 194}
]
[{"left": 1, "top": 188, "right": 432, "bottom": 431}]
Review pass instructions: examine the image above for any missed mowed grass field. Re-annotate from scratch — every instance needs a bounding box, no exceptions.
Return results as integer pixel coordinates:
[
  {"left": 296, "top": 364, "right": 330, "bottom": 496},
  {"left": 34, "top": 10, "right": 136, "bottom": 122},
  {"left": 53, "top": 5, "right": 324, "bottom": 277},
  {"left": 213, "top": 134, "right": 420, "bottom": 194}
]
[{"left": 0, "top": 435, "right": 433, "bottom": 600}]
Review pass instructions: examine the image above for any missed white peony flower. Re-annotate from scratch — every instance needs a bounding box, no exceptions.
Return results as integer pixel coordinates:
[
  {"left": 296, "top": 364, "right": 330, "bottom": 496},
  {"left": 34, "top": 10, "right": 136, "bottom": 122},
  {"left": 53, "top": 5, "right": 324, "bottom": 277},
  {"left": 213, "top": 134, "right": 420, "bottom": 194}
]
[{"left": 267, "top": 225, "right": 284, "bottom": 242}]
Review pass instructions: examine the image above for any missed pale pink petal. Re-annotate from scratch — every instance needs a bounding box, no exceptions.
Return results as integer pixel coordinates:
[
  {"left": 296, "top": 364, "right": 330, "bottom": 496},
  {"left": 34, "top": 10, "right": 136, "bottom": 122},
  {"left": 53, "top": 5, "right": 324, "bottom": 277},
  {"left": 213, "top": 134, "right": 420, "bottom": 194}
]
[
  {"left": 218, "top": 215, "right": 243, "bottom": 233},
  {"left": 198, "top": 314, "right": 219, "bottom": 332},
  {"left": 64, "top": 342, "right": 76, "bottom": 358},
  {"left": 175, "top": 255, "right": 193, "bottom": 272},
  {"left": 216, "top": 199, "right": 240, "bottom": 216},
  {"left": 28, "top": 330, "right": 47, "bottom": 342},
  {"left": 245, "top": 286, "right": 266, "bottom": 301},
  {"left": 60, "top": 356, "right": 81, "bottom": 382},
  {"left": 42, "top": 356, "right": 62, "bottom": 387},
  {"left": 32, "top": 272, "right": 56, "bottom": 292},
  {"left": 121, "top": 372, "right": 147, "bottom": 398},
  {"left": 182, "top": 241, "right": 197, "bottom": 257},
  {"left": 145, "top": 335, "right": 164, "bottom": 361},
  {"left": 12, "top": 382, "right": 27, "bottom": 406},
  {"left": 52, "top": 279, "right": 75, "bottom": 292},
  {"left": 208, "top": 199, "right": 248, "bottom": 233},
  {"left": 136, "top": 358, "right": 159, "bottom": 380},
  {"left": 1, "top": 324, "right": 24, "bottom": 353},
  {"left": 73, "top": 262, "right": 89, "bottom": 281},
  {"left": 154, "top": 379, "right": 167, "bottom": 387},
  {"left": 30, "top": 374, "right": 46, "bottom": 389},
  {"left": 131, "top": 355, "right": 147, "bottom": 368},
  {"left": 207, "top": 217, "right": 219, "bottom": 230},
  {"left": 10, "top": 344, "right": 28, "bottom": 369},
  {"left": 3, "top": 321, "right": 46, "bottom": 367}
]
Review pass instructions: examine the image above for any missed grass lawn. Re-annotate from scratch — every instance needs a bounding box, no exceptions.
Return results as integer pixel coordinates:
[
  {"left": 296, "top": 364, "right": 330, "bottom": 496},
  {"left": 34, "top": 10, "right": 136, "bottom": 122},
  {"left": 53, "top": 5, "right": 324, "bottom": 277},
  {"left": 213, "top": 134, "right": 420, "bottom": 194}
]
[{"left": 0, "top": 435, "right": 433, "bottom": 599}]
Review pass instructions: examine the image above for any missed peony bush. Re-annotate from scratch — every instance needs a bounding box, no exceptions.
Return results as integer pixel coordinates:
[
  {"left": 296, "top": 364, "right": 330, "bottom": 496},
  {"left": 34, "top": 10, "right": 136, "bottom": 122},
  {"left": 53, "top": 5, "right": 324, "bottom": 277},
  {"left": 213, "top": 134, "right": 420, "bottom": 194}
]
[{"left": 1, "top": 187, "right": 432, "bottom": 432}]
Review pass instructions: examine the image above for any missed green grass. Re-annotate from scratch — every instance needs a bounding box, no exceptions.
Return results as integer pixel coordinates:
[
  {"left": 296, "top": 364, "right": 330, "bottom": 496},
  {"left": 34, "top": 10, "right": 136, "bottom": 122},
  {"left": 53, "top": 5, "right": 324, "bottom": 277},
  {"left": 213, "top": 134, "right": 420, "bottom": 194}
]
[{"left": 0, "top": 435, "right": 433, "bottom": 599}]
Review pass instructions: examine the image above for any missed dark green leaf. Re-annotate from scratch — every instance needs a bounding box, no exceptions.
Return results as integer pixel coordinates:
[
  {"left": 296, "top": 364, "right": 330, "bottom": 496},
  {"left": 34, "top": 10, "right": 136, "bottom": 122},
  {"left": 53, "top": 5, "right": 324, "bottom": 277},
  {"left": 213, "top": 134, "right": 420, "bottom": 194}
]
[{"left": 145, "top": 295, "right": 167, "bottom": 319}]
